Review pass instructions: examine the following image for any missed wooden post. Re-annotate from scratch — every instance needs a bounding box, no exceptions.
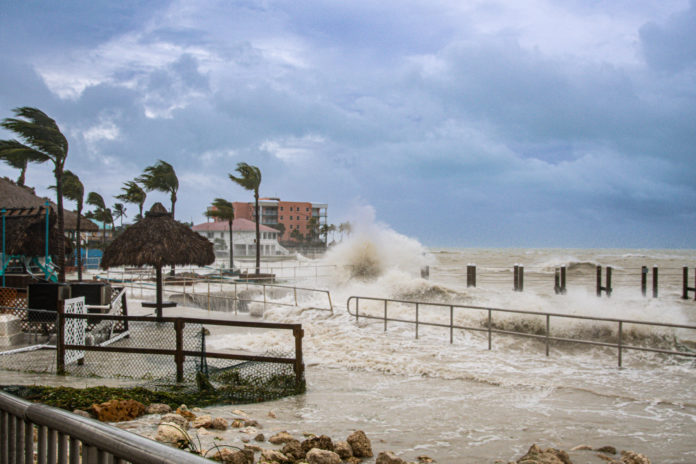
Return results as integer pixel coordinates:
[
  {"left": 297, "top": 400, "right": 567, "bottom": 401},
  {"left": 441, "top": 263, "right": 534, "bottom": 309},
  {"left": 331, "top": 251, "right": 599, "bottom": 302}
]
[
  {"left": 519, "top": 265, "right": 524, "bottom": 292},
  {"left": 293, "top": 326, "right": 304, "bottom": 390},
  {"left": 175, "top": 319, "right": 184, "bottom": 382},
  {"left": 467, "top": 264, "right": 476, "bottom": 288},
  {"left": 555, "top": 268, "right": 561, "bottom": 294},
  {"left": 514, "top": 265, "right": 519, "bottom": 292},
  {"left": 652, "top": 266, "right": 658, "bottom": 298},
  {"left": 606, "top": 266, "right": 612, "bottom": 297},
  {"left": 121, "top": 290, "right": 129, "bottom": 333},
  {"left": 561, "top": 266, "right": 566, "bottom": 294},
  {"left": 56, "top": 300, "right": 65, "bottom": 375},
  {"left": 596, "top": 265, "right": 602, "bottom": 297},
  {"left": 641, "top": 266, "right": 648, "bottom": 297},
  {"left": 156, "top": 265, "right": 163, "bottom": 319},
  {"left": 683, "top": 267, "right": 689, "bottom": 299}
]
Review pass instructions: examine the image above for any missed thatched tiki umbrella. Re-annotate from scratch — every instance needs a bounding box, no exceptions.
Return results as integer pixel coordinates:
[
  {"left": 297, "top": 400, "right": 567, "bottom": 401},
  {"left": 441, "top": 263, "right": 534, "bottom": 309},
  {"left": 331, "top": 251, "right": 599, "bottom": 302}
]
[{"left": 101, "top": 203, "right": 214, "bottom": 318}]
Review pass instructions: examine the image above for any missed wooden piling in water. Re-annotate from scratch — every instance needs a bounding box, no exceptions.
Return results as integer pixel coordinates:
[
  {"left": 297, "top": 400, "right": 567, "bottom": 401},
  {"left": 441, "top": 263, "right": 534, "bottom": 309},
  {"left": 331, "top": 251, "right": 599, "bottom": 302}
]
[
  {"left": 597, "top": 266, "right": 612, "bottom": 297},
  {"left": 683, "top": 267, "right": 696, "bottom": 300},
  {"left": 467, "top": 264, "right": 476, "bottom": 288}
]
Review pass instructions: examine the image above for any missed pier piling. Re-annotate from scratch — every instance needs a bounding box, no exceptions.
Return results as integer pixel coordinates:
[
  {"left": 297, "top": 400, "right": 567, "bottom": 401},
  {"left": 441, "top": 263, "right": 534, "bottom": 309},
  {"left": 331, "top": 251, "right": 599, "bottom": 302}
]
[
  {"left": 466, "top": 264, "right": 476, "bottom": 288},
  {"left": 554, "top": 266, "right": 567, "bottom": 295},
  {"left": 683, "top": 267, "right": 696, "bottom": 300},
  {"left": 596, "top": 266, "right": 612, "bottom": 297}
]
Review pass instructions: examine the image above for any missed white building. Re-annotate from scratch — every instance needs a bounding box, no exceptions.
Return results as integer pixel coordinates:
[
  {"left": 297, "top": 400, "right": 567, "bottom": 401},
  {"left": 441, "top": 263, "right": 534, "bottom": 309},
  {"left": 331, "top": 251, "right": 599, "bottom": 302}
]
[{"left": 192, "top": 218, "right": 288, "bottom": 257}]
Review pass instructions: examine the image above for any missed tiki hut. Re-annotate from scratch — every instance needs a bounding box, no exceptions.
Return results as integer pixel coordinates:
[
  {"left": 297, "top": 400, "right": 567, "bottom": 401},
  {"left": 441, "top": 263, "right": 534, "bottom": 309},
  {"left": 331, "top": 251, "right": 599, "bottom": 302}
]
[
  {"left": 101, "top": 202, "right": 215, "bottom": 317},
  {"left": 2, "top": 206, "right": 71, "bottom": 257},
  {"left": 0, "top": 177, "right": 98, "bottom": 234}
]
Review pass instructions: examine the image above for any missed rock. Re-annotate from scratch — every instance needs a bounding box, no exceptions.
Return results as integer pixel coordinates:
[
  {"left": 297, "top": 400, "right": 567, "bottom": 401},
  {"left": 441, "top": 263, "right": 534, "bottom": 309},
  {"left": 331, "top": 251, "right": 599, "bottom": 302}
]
[
  {"left": 72, "top": 409, "right": 92, "bottom": 419},
  {"left": 89, "top": 399, "right": 146, "bottom": 422},
  {"left": 260, "top": 449, "right": 292, "bottom": 463},
  {"left": 160, "top": 413, "right": 189, "bottom": 429},
  {"left": 344, "top": 458, "right": 362, "bottom": 464},
  {"left": 254, "top": 433, "right": 266, "bottom": 442},
  {"left": 346, "top": 431, "right": 372, "bottom": 458},
  {"left": 244, "top": 419, "right": 261, "bottom": 428},
  {"left": 245, "top": 444, "right": 264, "bottom": 452},
  {"left": 233, "top": 409, "right": 249, "bottom": 417},
  {"left": 619, "top": 450, "right": 651, "bottom": 464},
  {"left": 306, "top": 448, "right": 342, "bottom": 464},
  {"left": 516, "top": 444, "right": 572, "bottom": 464},
  {"left": 212, "top": 448, "right": 254, "bottom": 464},
  {"left": 301, "top": 435, "right": 334, "bottom": 454},
  {"left": 569, "top": 445, "right": 592, "bottom": 451},
  {"left": 417, "top": 456, "right": 434, "bottom": 463},
  {"left": 334, "top": 441, "right": 353, "bottom": 459},
  {"left": 596, "top": 446, "right": 617, "bottom": 455},
  {"left": 176, "top": 405, "right": 196, "bottom": 421},
  {"left": 211, "top": 417, "right": 229, "bottom": 430},
  {"left": 376, "top": 451, "right": 406, "bottom": 464},
  {"left": 192, "top": 415, "right": 213, "bottom": 429},
  {"left": 270, "top": 431, "right": 296, "bottom": 445},
  {"left": 268, "top": 411, "right": 277, "bottom": 418},
  {"left": 146, "top": 403, "right": 172, "bottom": 415},
  {"left": 595, "top": 454, "right": 614, "bottom": 462},
  {"left": 155, "top": 423, "right": 189, "bottom": 446},
  {"left": 232, "top": 419, "right": 245, "bottom": 428},
  {"left": 281, "top": 439, "right": 305, "bottom": 461}
]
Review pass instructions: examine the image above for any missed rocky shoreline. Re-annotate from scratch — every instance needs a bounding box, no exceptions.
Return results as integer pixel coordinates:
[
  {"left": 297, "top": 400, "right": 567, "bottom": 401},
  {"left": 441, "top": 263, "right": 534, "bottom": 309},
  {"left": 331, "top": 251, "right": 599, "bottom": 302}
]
[{"left": 75, "top": 399, "right": 652, "bottom": 464}]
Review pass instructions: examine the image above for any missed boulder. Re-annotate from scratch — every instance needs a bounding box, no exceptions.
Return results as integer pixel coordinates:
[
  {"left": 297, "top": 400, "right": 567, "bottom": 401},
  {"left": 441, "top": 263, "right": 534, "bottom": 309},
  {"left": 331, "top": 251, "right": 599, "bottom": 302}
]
[
  {"left": 232, "top": 419, "right": 245, "bottom": 428},
  {"left": 260, "top": 449, "right": 292, "bottom": 463},
  {"left": 212, "top": 417, "right": 229, "bottom": 430},
  {"left": 89, "top": 399, "right": 146, "bottom": 422},
  {"left": 596, "top": 446, "right": 617, "bottom": 455},
  {"left": 270, "top": 431, "right": 296, "bottom": 445},
  {"left": 211, "top": 448, "right": 254, "bottom": 464},
  {"left": 516, "top": 444, "right": 571, "bottom": 464},
  {"left": 346, "top": 431, "right": 372, "bottom": 458},
  {"left": 160, "top": 413, "right": 189, "bottom": 429},
  {"left": 376, "top": 451, "right": 406, "bottom": 464},
  {"left": 192, "top": 415, "right": 213, "bottom": 429},
  {"left": 176, "top": 405, "right": 197, "bottom": 420},
  {"left": 417, "top": 456, "right": 434, "bottom": 463},
  {"left": 301, "top": 435, "right": 334, "bottom": 454},
  {"left": 155, "top": 423, "right": 189, "bottom": 446},
  {"left": 254, "top": 433, "right": 266, "bottom": 442},
  {"left": 244, "top": 419, "right": 261, "bottom": 428},
  {"left": 281, "top": 439, "right": 305, "bottom": 461},
  {"left": 620, "top": 450, "right": 651, "bottom": 464},
  {"left": 245, "top": 444, "right": 264, "bottom": 453},
  {"left": 306, "top": 448, "right": 342, "bottom": 464},
  {"left": 334, "top": 441, "right": 353, "bottom": 459},
  {"left": 146, "top": 403, "right": 172, "bottom": 415}
]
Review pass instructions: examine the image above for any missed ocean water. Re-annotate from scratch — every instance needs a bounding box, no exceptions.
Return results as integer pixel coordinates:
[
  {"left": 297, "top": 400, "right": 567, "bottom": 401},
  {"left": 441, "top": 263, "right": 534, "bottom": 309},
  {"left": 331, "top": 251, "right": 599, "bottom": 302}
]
[{"left": 193, "top": 224, "right": 696, "bottom": 463}]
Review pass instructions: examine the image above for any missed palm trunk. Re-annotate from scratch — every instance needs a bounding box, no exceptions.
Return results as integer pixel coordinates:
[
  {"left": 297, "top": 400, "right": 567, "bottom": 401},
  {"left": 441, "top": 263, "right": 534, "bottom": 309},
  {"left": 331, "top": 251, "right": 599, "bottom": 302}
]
[
  {"left": 76, "top": 203, "right": 82, "bottom": 281},
  {"left": 170, "top": 196, "right": 176, "bottom": 276},
  {"left": 55, "top": 165, "right": 66, "bottom": 283},
  {"left": 228, "top": 220, "right": 234, "bottom": 270},
  {"left": 254, "top": 191, "right": 260, "bottom": 275}
]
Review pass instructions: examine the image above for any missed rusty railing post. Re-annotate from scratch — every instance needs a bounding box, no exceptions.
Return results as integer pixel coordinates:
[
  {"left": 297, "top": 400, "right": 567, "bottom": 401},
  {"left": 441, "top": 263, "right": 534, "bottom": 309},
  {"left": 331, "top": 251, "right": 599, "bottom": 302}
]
[
  {"left": 293, "top": 325, "right": 304, "bottom": 390},
  {"left": 175, "top": 319, "right": 184, "bottom": 383}
]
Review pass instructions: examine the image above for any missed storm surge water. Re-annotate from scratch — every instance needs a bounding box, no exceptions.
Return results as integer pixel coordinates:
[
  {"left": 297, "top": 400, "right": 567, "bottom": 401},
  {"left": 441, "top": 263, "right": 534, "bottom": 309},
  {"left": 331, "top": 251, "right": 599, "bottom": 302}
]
[{"left": 201, "top": 220, "right": 696, "bottom": 462}]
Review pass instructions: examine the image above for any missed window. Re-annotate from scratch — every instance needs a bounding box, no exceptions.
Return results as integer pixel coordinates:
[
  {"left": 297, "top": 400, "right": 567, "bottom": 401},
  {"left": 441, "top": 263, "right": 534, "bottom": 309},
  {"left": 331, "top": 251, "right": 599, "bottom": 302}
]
[
  {"left": 280, "top": 206, "right": 284, "bottom": 211},
  {"left": 289, "top": 225, "right": 293, "bottom": 229},
  {"left": 290, "top": 216, "right": 293, "bottom": 220},
  {"left": 306, "top": 207, "right": 309, "bottom": 212},
  {"left": 280, "top": 216, "right": 283, "bottom": 220}
]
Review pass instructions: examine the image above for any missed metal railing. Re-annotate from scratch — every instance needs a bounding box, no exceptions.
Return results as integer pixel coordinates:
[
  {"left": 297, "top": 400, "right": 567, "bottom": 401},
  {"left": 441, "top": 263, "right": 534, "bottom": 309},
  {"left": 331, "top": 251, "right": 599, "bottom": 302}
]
[
  {"left": 0, "top": 390, "right": 212, "bottom": 464},
  {"left": 346, "top": 296, "right": 696, "bottom": 367},
  {"left": 119, "top": 279, "right": 333, "bottom": 313}
]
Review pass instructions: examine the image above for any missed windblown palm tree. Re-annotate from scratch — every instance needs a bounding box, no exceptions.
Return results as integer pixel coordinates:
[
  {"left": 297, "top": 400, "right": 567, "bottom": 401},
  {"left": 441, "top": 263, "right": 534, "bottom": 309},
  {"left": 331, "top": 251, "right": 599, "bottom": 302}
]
[
  {"left": 87, "top": 192, "right": 109, "bottom": 247},
  {"left": 229, "top": 162, "right": 262, "bottom": 274},
  {"left": 116, "top": 180, "right": 146, "bottom": 220},
  {"left": 0, "top": 152, "right": 29, "bottom": 186},
  {"left": 205, "top": 198, "right": 235, "bottom": 270},
  {"left": 0, "top": 107, "right": 69, "bottom": 282},
  {"left": 137, "top": 160, "right": 178, "bottom": 216},
  {"left": 60, "top": 171, "right": 85, "bottom": 280},
  {"left": 113, "top": 203, "right": 127, "bottom": 228}
]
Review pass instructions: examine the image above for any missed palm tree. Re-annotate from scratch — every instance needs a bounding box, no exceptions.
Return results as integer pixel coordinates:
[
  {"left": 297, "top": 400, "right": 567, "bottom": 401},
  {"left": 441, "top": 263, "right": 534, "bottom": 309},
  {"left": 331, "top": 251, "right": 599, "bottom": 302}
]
[
  {"left": 113, "top": 203, "right": 127, "bottom": 228},
  {"left": 229, "top": 162, "right": 262, "bottom": 274},
  {"left": 0, "top": 152, "right": 29, "bottom": 186},
  {"left": 138, "top": 160, "right": 178, "bottom": 216},
  {"left": 0, "top": 107, "right": 69, "bottom": 282},
  {"left": 205, "top": 198, "right": 235, "bottom": 270},
  {"left": 116, "top": 180, "right": 146, "bottom": 220},
  {"left": 59, "top": 171, "right": 85, "bottom": 280},
  {"left": 320, "top": 223, "right": 330, "bottom": 246},
  {"left": 87, "top": 192, "right": 109, "bottom": 247}
]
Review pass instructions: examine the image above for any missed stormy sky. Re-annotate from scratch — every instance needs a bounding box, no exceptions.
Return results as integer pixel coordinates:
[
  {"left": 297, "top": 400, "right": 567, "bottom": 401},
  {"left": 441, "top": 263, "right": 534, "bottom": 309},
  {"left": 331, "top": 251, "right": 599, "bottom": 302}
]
[{"left": 1, "top": 0, "right": 694, "bottom": 248}]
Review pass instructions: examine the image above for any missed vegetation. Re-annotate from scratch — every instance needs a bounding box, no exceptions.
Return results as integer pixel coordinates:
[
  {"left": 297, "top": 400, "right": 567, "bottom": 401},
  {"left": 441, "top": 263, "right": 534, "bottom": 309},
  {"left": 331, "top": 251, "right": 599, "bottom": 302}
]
[
  {"left": 0, "top": 107, "right": 70, "bottom": 282},
  {"left": 116, "top": 180, "right": 147, "bottom": 221},
  {"left": 113, "top": 202, "right": 127, "bottom": 227},
  {"left": 138, "top": 160, "right": 178, "bottom": 217},
  {"left": 86, "top": 192, "right": 114, "bottom": 247},
  {"left": 229, "top": 162, "right": 262, "bottom": 274},
  {"left": 59, "top": 170, "right": 85, "bottom": 280},
  {"left": 205, "top": 198, "right": 235, "bottom": 270}
]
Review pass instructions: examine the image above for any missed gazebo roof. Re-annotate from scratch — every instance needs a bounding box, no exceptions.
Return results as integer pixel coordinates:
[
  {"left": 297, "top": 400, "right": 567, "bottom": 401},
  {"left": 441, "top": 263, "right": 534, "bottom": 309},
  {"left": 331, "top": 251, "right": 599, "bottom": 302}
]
[{"left": 101, "top": 203, "right": 215, "bottom": 268}]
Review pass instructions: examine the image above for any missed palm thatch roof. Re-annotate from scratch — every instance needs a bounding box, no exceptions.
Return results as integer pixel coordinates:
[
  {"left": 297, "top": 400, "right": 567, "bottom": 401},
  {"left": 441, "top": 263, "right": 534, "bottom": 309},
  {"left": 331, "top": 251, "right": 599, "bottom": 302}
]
[
  {"left": 0, "top": 177, "right": 98, "bottom": 232},
  {"left": 101, "top": 202, "right": 214, "bottom": 269},
  {"left": 2, "top": 207, "right": 72, "bottom": 256}
]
